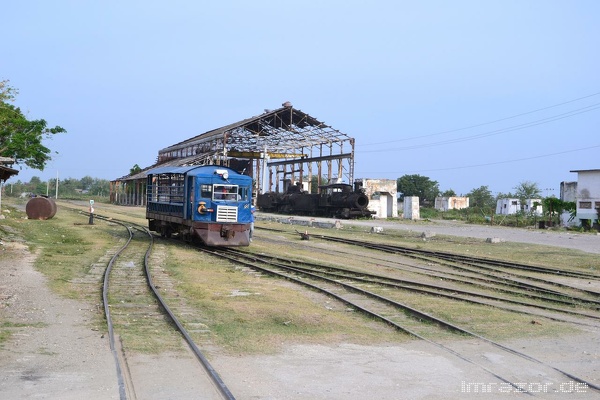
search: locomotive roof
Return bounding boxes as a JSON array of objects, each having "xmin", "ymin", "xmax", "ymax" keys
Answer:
[{"xmin": 146, "ymin": 164, "xmax": 246, "ymax": 178}]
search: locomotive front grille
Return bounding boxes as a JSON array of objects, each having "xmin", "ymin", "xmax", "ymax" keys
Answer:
[{"xmin": 216, "ymin": 205, "xmax": 238, "ymax": 222}]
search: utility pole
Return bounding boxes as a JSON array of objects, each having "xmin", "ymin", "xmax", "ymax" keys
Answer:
[{"xmin": 55, "ymin": 171, "xmax": 59, "ymax": 199}]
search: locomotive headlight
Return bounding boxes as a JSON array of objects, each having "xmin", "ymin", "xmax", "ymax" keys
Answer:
[{"xmin": 215, "ymin": 169, "xmax": 229, "ymax": 180}]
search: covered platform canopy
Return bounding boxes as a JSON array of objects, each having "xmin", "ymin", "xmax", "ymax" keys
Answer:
[
  {"xmin": 0, "ymin": 157, "xmax": 18, "ymax": 182},
  {"xmin": 111, "ymin": 102, "xmax": 356, "ymax": 205}
]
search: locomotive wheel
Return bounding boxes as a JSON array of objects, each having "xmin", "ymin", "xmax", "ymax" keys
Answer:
[{"xmin": 160, "ymin": 227, "xmax": 172, "ymax": 238}]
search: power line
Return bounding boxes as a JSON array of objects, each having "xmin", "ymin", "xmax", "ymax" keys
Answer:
[
  {"xmin": 358, "ymin": 103, "xmax": 600, "ymax": 153},
  {"xmin": 359, "ymin": 144, "xmax": 600, "ymax": 175},
  {"xmin": 361, "ymin": 91, "xmax": 600, "ymax": 147}
]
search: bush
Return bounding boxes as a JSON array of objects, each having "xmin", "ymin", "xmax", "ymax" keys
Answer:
[{"xmin": 419, "ymin": 207, "xmax": 439, "ymax": 220}]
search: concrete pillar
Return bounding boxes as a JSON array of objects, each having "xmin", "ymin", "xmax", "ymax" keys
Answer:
[{"xmin": 403, "ymin": 196, "xmax": 420, "ymax": 220}]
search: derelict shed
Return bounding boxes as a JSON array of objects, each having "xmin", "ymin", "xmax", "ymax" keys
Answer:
[
  {"xmin": 110, "ymin": 102, "xmax": 356, "ymax": 205},
  {"xmin": 0, "ymin": 157, "xmax": 18, "ymax": 182}
]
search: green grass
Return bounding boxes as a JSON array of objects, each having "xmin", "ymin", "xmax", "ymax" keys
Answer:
[
  {"xmin": 12, "ymin": 211, "xmax": 125, "ymax": 298},
  {"xmin": 2, "ymin": 198, "xmax": 596, "ymax": 356},
  {"xmin": 0, "ymin": 322, "xmax": 46, "ymax": 348},
  {"xmin": 164, "ymin": 243, "xmax": 405, "ymax": 354},
  {"xmin": 278, "ymin": 220, "xmax": 600, "ymax": 274}
]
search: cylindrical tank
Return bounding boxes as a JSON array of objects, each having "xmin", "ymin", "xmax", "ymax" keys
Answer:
[{"xmin": 25, "ymin": 197, "xmax": 57, "ymax": 220}]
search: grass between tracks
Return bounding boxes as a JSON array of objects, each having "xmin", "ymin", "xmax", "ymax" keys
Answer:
[
  {"xmin": 165, "ymin": 242, "xmax": 404, "ymax": 354},
  {"xmin": 1, "ymin": 198, "xmax": 125, "ymax": 299},
  {"xmin": 1, "ymin": 199, "xmax": 596, "ymax": 353},
  {"xmin": 286, "ymin": 220, "xmax": 600, "ymax": 273},
  {"xmin": 0, "ymin": 198, "xmax": 126, "ymax": 346},
  {"xmin": 249, "ymin": 224, "xmax": 586, "ymax": 342}
]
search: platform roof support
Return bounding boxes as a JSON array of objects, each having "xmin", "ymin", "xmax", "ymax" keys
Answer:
[{"xmin": 111, "ymin": 102, "xmax": 356, "ymax": 203}]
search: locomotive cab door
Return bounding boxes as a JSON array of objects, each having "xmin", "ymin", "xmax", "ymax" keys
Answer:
[{"xmin": 186, "ymin": 175, "xmax": 195, "ymax": 220}]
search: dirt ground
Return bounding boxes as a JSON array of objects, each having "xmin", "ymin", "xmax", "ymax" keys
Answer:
[{"xmin": 1, "ymin": 218, "xmax": 599, "ymax": 399}]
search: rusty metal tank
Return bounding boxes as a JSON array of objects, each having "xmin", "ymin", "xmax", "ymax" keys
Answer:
[{"xmin": 25, "ymin": 197, "xmax": 57, "ymax": 220}]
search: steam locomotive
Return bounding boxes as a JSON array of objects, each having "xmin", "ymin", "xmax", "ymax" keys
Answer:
[
  {"xmin": 146, "ymin": 165, "xmax": 253, "ymax": 246},
  {"xmin": 257, "ymin": 182, "xmax": 375, "ymax": 219}
]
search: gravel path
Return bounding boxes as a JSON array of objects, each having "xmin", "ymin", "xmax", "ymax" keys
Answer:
[{"xmin": 0, "ymin": 242, "xmax": 119, "ymax": 399}]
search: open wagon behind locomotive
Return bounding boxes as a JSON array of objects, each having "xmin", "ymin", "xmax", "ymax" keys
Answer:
[
  {"xmin": 257, "ymin": 182, "xmax": 375, "ymax": 219},
  {"xmin": 146, "ymin": 165, "xmax": 253, "ymax": 246}
]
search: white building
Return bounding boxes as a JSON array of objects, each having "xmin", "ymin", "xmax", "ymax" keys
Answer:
[
  {"xmin": 495, "ymin": 198, "xmax": 520, "ymax": 215},
  {"xmin": 522, "ymin": 199, "xmax": 543, "ymax": 216},
  {"xmin": 560, "ymin": 181, "xmax": 577, "ymax": 202},
  {"xmin": 355, "ymin": 178, "xmax": 398, "ymax": 219},
  {"xmin": 434, "ymin": 196, "xmax": 469, "ymax": 212},
  {"xmin": 570, "ymin": 169, "xmax": 600, "ymax": 227}
]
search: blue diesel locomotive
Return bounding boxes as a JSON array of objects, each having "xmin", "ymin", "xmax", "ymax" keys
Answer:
[{"xmin": 146, "ymin": 165, "xmax": 253, "ymax": 246}]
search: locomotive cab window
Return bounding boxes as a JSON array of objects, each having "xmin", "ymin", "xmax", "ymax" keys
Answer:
[
  {"xmin": 238, "ymin": 187, "xmax": 249, "ymax": 201},
  {"xmin": 213, "ymin": 184, "xmax": 238, "ymax": 201},
  {"xmin": 200, "ymin": 184, "xmax": 212, "ymax": 198}
]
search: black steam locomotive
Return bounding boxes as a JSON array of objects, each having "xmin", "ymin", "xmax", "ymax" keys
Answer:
[{"xmin": 257, "ymin": 182, "xmax": 375, "ymax": 219}]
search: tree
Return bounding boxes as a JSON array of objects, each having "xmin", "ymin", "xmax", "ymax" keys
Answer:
[
  {"xmin": 396, "ymin": 174, "xmax": 439, "ymax": 205},
  {"xmin": 542, "ymin": 197, "xmax": 576, "ymax": 226},
  {"xmin": 129, "ymin": 164, "xmax": 142, "ymax": 175},
  {"xmin": 6, "ymin": 176, "xmax": 110, "ymax": 199},
  {"xmin": 495, "ymin": 191, "xmax": 514, "ymax": 200},
  {"xmin": 28, "ymin": 176, "xmax": 46, "ymax": 194},
  {"xmin": 513, "ymin": 180, "xmax": 541, "ymax": 202},
  {"xmin": 88, "ymin": 178, "xmax": 110, "ymax": 196},
  {"xmin": 311, "ymin": 175, "xmax": 328, "ymax": 193},
  {"xmin": 467, "ymin": 185, "xmax": 495, "ymax": 210},
  {"xmin": 0, "ymin": 80, "xmax": 66, "ymax": 170},
  {"xmin": 0, "ymin": 80, "xmax": 18, "ymax": 103},
  {"xmin": 441, "ymin": 189, "xmax": 456, "ymax": 197},
  {"xmin": 80, "ymin": 176, "xmax": 94, "ymax": 190}
]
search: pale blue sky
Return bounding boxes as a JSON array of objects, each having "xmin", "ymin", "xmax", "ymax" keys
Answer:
[{"xmin": 2, "ymin": 0, "xmax": 599, "ymax": 196}]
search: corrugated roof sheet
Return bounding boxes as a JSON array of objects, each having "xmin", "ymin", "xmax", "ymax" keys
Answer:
[{"xmin": 114, "ymin": 103, "xmax": 353, "ymax": 183}]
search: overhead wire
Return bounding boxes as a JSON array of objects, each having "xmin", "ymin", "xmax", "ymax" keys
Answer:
[
  {"xmin": 355, "ymin": 92, "xmax": 600, "ymax": 176},
  {"xmin": 359, "ymin": 102, "xmax": 600, "ymax": 153},
  {"xmin": 360, "ymin": 144, "xmax": 600, "ymax": 175},
  {"xmin": 362, "ymin": 91, "xmax": 600, "ymax": 146}
]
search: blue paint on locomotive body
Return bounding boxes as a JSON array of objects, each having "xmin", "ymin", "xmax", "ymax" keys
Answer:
[{"xmin": 145, "ymin": 165, "xmax": 253, "ymax": 246}]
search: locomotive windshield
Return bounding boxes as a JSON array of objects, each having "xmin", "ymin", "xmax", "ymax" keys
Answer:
[{"xmin": 212, "ymin": 184, "xmax": 239, "ymax": 201}]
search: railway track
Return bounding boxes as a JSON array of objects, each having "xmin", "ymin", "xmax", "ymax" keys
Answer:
[
  {"xmin": 64, "ymin": 207, "xmax": 599, "ymax": 397},
  {"xmin": 93, "ymin": 215, "xmax": 235, "ymax": 400},
  {"xmin": 259, "ymin": 227, "xmax": 600, "ymax": 310},
  {"xmin": 207, "ymin": 245, "xmax": 600, "ymax": 395},
  {"xmin": 226, "ymin": 250, "xmax": 600, "ymax": 326}
]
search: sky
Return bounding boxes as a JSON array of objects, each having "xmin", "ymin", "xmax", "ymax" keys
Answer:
[{"xmin": 2, "ymin": 0, "xmax": 599, "ymax": 196}]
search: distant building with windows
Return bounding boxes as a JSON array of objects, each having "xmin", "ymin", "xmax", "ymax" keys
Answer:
[
  {"xmin": 434, "ymin": 196, "xmax": 469, "ymax": 212},
  {"xmin": 495, "ymin": 198, "xmax": 520, "ymax": 215},
  {"xmin": 522, "ymin": 199, "xmax": 543, "ymax": 216},
  {"xmin": 569, "ymin": 169, "xmax": 600, "ymax": 228},
  {"xmin": 495, "ymin": 198, "xmax": 542, "ymax": 216}
]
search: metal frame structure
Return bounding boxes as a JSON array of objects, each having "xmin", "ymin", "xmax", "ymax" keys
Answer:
[{"xmin": 110, "ymin": 102, "xmax": 355, "ymax": 205}]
